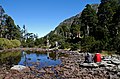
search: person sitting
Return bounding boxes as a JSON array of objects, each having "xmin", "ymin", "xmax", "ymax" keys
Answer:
[{"xmin": 84, "ymin": 52, "xmax": 93, "ymax": 63}]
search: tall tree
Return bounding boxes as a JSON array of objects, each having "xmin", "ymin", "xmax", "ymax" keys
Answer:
[
  {"xmin": 80, "ymin": 4, "xmax": 98, "ymax": 37},
  {"xmin": 97, "ymin": 0, "xmax": 119, "ymax": 39},
  {"xmin": 0, "ymin": 6, "xmax": 5, "ymax": 37},
  {"xmin": 70, "ymin": 23, "xmax": 80, "ymax": 39},
  {"xmin": 5, "ymin": 16, "xmax": 21, "ymax": 40}
]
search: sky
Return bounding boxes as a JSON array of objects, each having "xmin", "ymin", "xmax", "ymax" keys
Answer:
[{"xmin": 0, "ymin": 0, "xmax": 100, "ymax": 37}]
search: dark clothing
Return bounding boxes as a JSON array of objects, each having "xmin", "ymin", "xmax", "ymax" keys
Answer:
[{"xmin": 84, "ymin": 53, "xmax": 93, "ymax": 63}]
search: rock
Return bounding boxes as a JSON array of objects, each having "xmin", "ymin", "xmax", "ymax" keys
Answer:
[
  {"xmin": 22, "ymin": 67, "xmax": 31, "ymax": 72},
  {"xmin": 100, "ymin": 61, "xmax": 115, "ymax": 67},
  {"xmin": 111, "ymin": 59, "xmax": 120, "ymax": 65},
  {"xmin": 64, "ymin": 65, "xmax": 71, "ymax": 69},
  {"xmin": 11, "ymin": 65, "xmax": 26, "ymax": 71},
  {"xmin": 45, "ymin": 68, "xmax": 54, "ymax": 74},
  {"xmin": 64, "ymin": 70, "xmax": 72, "ymax": 76},
  {"xmin": 117, "ymin": 72, "xmax": 120, "ymax": 76},
  {"xmin": 0, "ymin": 74, "xmax": 5, "ymax": 79},
  {"xmin": 39, "ymin": 69, "xmax": 46, "ymax": 73},
  {"xmin": 118, "ymin": 65, "xmax": 120, "ymax": 70},
  {"xmin": 103, "ymin": 58, "xmax": 111, "ymax": 61},
  {"xmin": 47, "ymin": 70, "xmax": 54, "ymax": 74},
  {"xmin": 105, "ymin": 64, "xmax": 115, "ymax": 67},
  {"xmin": 80, "ymin": 63, "xmax": 99, "ymax": 68}
]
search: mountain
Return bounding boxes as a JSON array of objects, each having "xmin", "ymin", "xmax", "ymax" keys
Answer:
[
  {"xmin": 37, "ymin": 4, "xmax": 99, "ymax": 49},
  {"xmin": 44, "ymin": 4, "xmax": 99, "ymax": 39}
]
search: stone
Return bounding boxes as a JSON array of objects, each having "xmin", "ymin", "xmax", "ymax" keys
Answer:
[
  {"xmin": 103, "ymin": 58, "xmax": 111, "ymax": 61},
  {"xmin": 105, "ymin": 64, "xmax": 115, "ymax": 67},
  {"xmin": 64, "ymin": 65, "xmax": 71, "ymax": 69},
  {"xmin": 117, "ymin": 72, "xmax": 120, "ymax": 76},
  {"xmin": 118, "ymin": 65, "xmax": 120, "ymax": 70},
  {"xmin": 39, "ymin": 69, "xmax": 46, "ymax": 73},
  {"xmin": 11, "ymin": 65, "xmax": 26, "ymax": 71},
  {"xmin": 111, "ymin": 59, "xmax": 120, "ymax": 65},
  {"xmin": 102, "ymin": 62, "xmax": 115, "ymax": 67},
  {"xmin": 80, "ymin": 63, "xmax": 99, "ymax": 68}
]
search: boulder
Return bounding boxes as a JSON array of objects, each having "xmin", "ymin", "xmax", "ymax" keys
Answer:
[
  {"xmin": 103, "ymin": 58, "xmax": 111, "ymax": 61},
  {"xmin": 118, "ymin": 65, "xmax": 120, "ymax": 70},
  {"xmin": 11, "ymin": 65, "xmax": 26, "ymax": 71},
  {"xmin": 100, "ymin": 61, "xmax": 115, "ymax": 67},
  {"xmin": 80, "ymin": 63, "xmax": 98, "ymax": 68},
  {"xmin": 111, "ymin": 59, "xmax": 120, "ymax": 65}
]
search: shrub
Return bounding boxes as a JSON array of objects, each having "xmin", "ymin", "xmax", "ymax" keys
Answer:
[
  {"xmin": 11, "ymin": 39, "xmax": 21, "ymax": 48},
  {"xmin": 71, "ymin": 43, "xmax": 81, "ymax": 51},
  {"xmin": 59, "ymin": 42, "xmax": 70, "ymax": 49},
  {"xmin": 0, "ymin": 38, "xmax": 13, "ymax": 49}
]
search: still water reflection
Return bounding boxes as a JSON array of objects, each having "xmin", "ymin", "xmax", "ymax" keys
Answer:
[{"xmin": 0, "ymin": 51, "xmax": 61, "ymax": 68}]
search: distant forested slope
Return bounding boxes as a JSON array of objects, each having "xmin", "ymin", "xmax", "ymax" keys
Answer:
[{"xmin": 37, "ymin": 0, "xmax": 120, "ymax": 53}]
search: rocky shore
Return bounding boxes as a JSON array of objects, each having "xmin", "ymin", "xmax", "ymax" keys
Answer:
[{"xmin": 0, "ymin": 51, "xmax": 120, "ymax": 79}]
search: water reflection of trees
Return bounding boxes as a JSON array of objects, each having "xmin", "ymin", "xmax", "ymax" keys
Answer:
[
  {"xmin": 0, "ymin": 51, "xmax": 21, "ymax": 67},
  {"xmin": 23, "ymin": 51, "xmax": 59, "ymax": 60},
  {"xmin": 49, "ymin": 52, "xmax": 59, "ymax": 60}
]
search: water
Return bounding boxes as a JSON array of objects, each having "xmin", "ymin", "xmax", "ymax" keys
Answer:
[{"xmin": 0, "ymin": 51, "xmax": 62, "ymax": 68}]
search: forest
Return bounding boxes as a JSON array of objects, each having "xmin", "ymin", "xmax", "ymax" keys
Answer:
[{"xmin": 0, "ymin": 0, "xmax": 120, "ymax": 53}]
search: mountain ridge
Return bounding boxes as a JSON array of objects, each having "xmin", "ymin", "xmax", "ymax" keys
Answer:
[{"xmin": 44, "ymin": 4, "xmax": 99, "ymax": 38}]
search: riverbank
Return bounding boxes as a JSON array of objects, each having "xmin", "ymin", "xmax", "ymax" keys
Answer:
[
  {"xmin": 0, "ymin": 48, "xmax": 46, "ymax": 53},
  {"xmin": 0, "ymin": 51, "xmax": 120, "ymax": 79},
  {"xmin": 0, "ymin": 48, "xmax": 69, "ymax": 53}
]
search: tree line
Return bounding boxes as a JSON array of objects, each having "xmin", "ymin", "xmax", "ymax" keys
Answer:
[
  {"xmin": 1, "ymin": 0, "xmax": 120, "ymax": 53},
  {"xmin": 0, "ymin": 6, "xmax": 38, "ymax": 49},
  {"xmin": 37, "ymin": 0, "xmax": 120, "ymax": 53}
]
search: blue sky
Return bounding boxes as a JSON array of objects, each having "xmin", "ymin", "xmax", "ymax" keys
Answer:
[{"xmin": 0, "ymin": 0, "xmax": 100, "ymax": 37}]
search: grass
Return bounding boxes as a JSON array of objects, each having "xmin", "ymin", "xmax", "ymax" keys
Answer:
[{"xmin": 100, "ymin": 50, "xmax": 116, "ymax": 56}]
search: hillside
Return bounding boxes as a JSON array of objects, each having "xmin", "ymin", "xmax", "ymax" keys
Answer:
[
  {"xmin": 37, "ymin": 0, "xmax": 120, "ymax": 53},
  {"xmin": 46, "ymin": 4, "xmax": 99, "ymax": 38},
  {"xmin": 40, "ymin": 4, "xmax": 99, "ymax": 49}
]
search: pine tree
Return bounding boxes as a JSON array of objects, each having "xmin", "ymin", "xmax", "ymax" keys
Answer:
[{"xmin": 80, "ymin": 4, "xmax": 98, "ymax": 37}]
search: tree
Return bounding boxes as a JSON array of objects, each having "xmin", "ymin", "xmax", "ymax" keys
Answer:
[
  {"xmin": 5, "ymin": 16, "xmax": 21, "ymax": 40},
  {"xmin": 111, "ymin": 5, "xmax": 120, "ymax": 37},
  {"xmin": 97, "ymin": 0, "xmax": 119, "ymax": 39},
  {"xmin": 81, "ymin": 36, "xmax": 96, "ymax": 52},
  {"xmin": 70, "ymin": 23, "xmax": 80, "ymax": 39},
  {"xmin": 0, "ymin": 6, "xmax": 5, "ymax": 38},
  {"xmin": 80, "ymin": 4, "xmax": 98, "ymax": 37}
]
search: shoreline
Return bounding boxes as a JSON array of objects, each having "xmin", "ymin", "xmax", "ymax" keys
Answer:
[
  {"xmin": 0, "ymin": 48, "xmax": 53, "ymax": 52},
  {"xmin": 0, "ymin": 48, "xmax": 72, "ymax": 53},
  {"xmin": 0, "ymin": 51, "xmax": 120, "ymax": 78}
]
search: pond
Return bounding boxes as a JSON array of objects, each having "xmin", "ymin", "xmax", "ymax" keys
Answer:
[{"xmin": 0, "ymin": 51, "xmax": 62, "ymax": 68}]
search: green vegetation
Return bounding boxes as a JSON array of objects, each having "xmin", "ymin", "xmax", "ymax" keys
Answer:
[
  {"xmin": 1, "ymin": 0, "xmax": 120, "ymax": 53},
  {"xmin": 0, "ymin": 6, "xmax": 38, "ymax": 49},
  {"xmin": 0, "ymin": 51, "xmax": 21, "ymax": 65},
  {"xmin": 11, "ymin": 39, "xmax": 21, "ymax": 48},
  {"xmin": 0, "ymin": 38, "xmax": 13, "ymax": 49},
  {"xmin": 0, "ymin": 38, "xmax": 21, "ymax": 49},
  {"xmin": 34, "ymin": 0, "xmax": 120, "ymax": 53}
]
